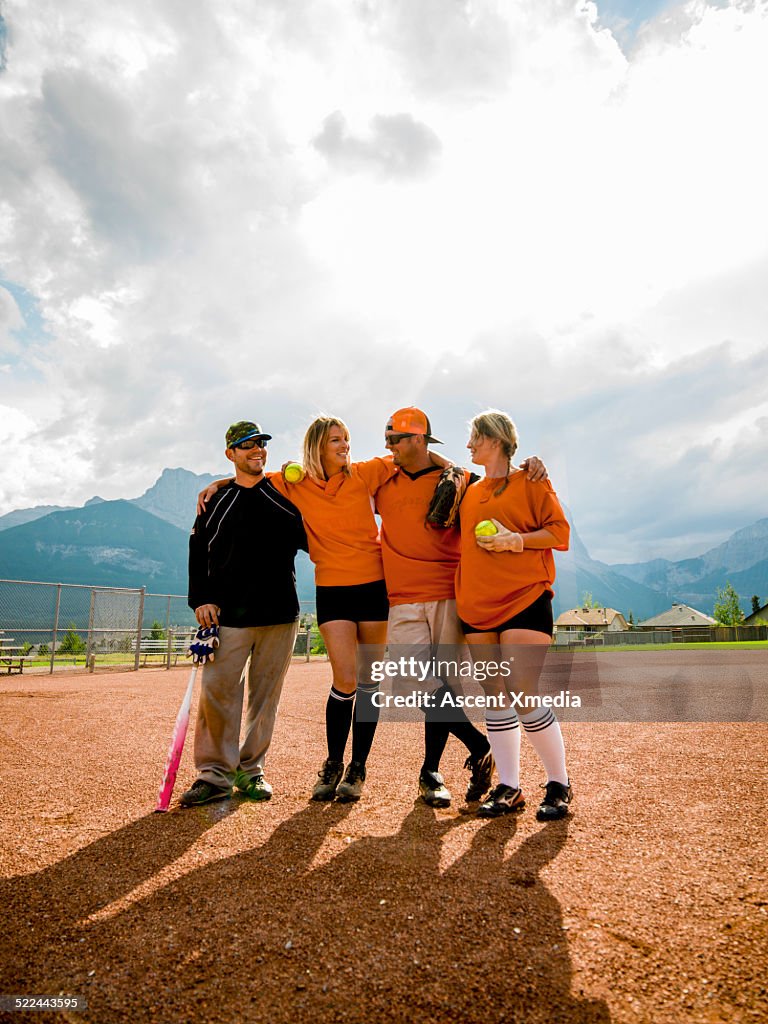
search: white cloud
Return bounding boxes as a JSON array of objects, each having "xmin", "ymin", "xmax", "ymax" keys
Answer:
[
  {"xmin": 313, "ymin": 110, "xmax": 442, "ymax": 178},
  {"xmin": 0, "ymin": 0, "xmax": 765, "ymax": 565}
]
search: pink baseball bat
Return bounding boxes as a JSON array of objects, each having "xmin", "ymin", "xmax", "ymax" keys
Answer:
[{"xmin": 154, "ymin": 665, "xmax": 198, "ymax": 812}]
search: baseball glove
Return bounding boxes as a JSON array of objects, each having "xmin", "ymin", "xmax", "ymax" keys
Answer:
[{"xmin": 426, "ymin": 466, "xmax": 467, "ymax": 528}]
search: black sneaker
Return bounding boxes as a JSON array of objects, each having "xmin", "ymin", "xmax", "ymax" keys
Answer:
[
  {"xmin": 464, "ymin": 748, "xmax": 495, "ymax": 802},
  {"xmin": 236, "ymin": 772, "xmax": 273, "ymax": 801},
  {"xmin": 311, "ymin": 759, "xmax": 344, "ymax": 801},
  {"xmin": 336, "ymin": 761, "xmax": 366, "ymax": 802},
  {"xmin": 419, "ymin": 769, "xmax": 452, "ymax": 808},
  {"xmin": 536, "ymin": 780, "xmax": 572, "ymax": 821},
  {"xmin": 179, "ymin": 780, "xmax": 231, "ymax": 807},
  {"xmin": 477, "ymin": 783, "xmax": 525, "ymax": 818}
]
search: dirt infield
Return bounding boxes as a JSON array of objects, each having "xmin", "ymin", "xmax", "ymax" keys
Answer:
[{"xmin": 0, "ymin": 661, "xmax": 766, "ymax": 1024}]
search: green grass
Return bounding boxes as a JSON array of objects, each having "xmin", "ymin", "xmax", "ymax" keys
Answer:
[
  {"xmin": 22, "ymin": 653, "xmax": 183, "ymax": 669},
  {"xmin": 558, "ymin": 641, "xmax": 768, "ymax": 652}
]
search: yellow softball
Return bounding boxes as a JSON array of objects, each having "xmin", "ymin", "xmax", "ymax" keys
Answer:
[{"xmin": 474, "ymin": 520, "xmax": 498, "ymax": 537}]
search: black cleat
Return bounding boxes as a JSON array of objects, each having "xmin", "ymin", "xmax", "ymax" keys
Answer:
[
  {"xmin": 464, "ymin": 748, "xmax": 495, "ymax": 802},
  {"xmin": 336, "ymin": 761, "xmax": 366, "ymax": 802},
  {"xmin": 311, "ymin": 759, "xmax": 345, "ymax": 801},
  {"xmin": 536, "ymin": 780, "xmax": 572, "ymax": 821},
  {"xmin": 419, "ymin": 769, "xmax": 452, "ymax": 808},
  {"xmin": 179, "ymin": 780, "xmax": 231, "ymax": 807},
  {"xmin": 477, "ymin": 783, "xmax": 526, "ymax": 818}
]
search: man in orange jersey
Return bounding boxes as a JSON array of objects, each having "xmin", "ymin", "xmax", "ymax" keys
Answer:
[{"xmin": 374, "ymin": 407, "xmax": 547, "ymax": 807}]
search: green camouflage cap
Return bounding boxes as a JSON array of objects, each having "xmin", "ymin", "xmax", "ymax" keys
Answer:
[{"xmin": 225, "ymin": 421, "xmax": 273, "ymax": 448}]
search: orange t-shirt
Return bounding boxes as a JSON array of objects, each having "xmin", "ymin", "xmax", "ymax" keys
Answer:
[
  {"xmin": 455, "ymin": 472, "xmax": 570, "ymax": 630},
  {"xmin": 375, "ymin": 467, "xmax": 468, "ymax": 605},
  {"xmin": 269, "ymin": 458, "xmax": 396, "ymax": 586}
]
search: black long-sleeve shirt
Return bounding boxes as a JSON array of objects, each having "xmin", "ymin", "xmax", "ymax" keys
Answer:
[{"xmin": 188, "ymin": 479, "xmax": 308, "ymax": 628}]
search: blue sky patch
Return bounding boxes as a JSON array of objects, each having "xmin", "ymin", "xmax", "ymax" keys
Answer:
[
  {"xmin": 0, "ymin": 276, "xmax": 51, "ymax": 348},
  {"xmin": 595, "ymin": 0, "xmax": 671, "ymax": 44},
  {"xmin": 0, "ymin": 11, "xmax": 7, "ymax": 72}
]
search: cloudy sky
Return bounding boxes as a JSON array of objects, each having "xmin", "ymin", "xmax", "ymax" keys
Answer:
[{"xmin": 1, "ymin": 0, "xmax": 765, "ymax": 563}]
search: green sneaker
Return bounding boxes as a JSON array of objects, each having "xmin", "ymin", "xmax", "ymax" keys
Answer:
[
  {"xmin": 236, "ymin": 773, "xmax": 273, "ymax": 801},
  {"xmin": 336, "ymin": 761, "xmax": 366, "ymax": 802},
  {"xmin": 179, "ymin": 780, "xmax": 231, "ymax": 807}
]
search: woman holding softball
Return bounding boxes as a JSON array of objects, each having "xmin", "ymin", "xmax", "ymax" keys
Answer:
[
  {"xmin": 455, "ymin": 409, "xmax": 572, "ymax": 820},
  {"xmin": 200, "ymin": 415, "xmax": 399, "ymax": 803}
]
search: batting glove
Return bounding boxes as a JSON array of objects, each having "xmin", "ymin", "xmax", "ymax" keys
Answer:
[
  {"xmin": 188, "ymin": 624, "xmax": 220, "ymax": 665},
  {"xmin": 476, "ymin": 520, "xmax": 524, "ymax": 553}
]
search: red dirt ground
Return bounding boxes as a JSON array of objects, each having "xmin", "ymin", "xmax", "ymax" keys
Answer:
[{"xmin": 0, "ymin": 662, "xmax": 766, "ymax": 1024}]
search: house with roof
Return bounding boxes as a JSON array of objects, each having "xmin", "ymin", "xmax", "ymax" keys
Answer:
[
  {"xmin": 744, "ymin": 601, "xmax": 768, "ymax": 626},
  {"xmin": 637, "ymin": 603, "xmax": 716, "ymax": 628},
  {"xmin": 554, "ymin": 606, "xmax": 629, "ymax": 637}
]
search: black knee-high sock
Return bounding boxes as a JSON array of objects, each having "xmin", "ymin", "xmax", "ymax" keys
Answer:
[
  {"xmin": 350, "ymin": 683, "xmax": 380, "ymax": 766},
  {"xmin": 429, "ymin": 683, "xmax": 490, "ymax": 759},
  {"xmin": 423, "ymin": 719, "xmax": 450, "ymax": 773},
  {"xmin": 326, "ymin": 686, "xmax": 355, "ymax": 763}
]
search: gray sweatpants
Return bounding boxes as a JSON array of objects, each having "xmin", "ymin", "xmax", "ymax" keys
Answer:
[{"xmin": 194, "ymin": 621, "xmax": 298, "ymax": 789}]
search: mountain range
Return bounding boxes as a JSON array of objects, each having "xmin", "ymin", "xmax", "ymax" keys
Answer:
[
  {"xmin": 608, "ymin": 518, "xmax": 768, "ymax": 616},
  {"xmin": 0, "ymin": 470, "xmax": 316, "ymax": 606},
  {"xmin": 0, "ymin": 469, "xmax": 765, "ymax": 618}
]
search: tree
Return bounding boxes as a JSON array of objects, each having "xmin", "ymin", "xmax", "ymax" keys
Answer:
[
  {"xmin": 149, "ymin": 620, "xmax": 166, "ymax": 641},
  {"xmin": 713, "ymin": 583, "xmax": 745, "ymax": 626},
  {"xmin": 751, "ymin": 595, "xmax": 762, "ymax": 617},
  {"xmin": 581, "ymin": 592, "xmax": 600, "ymax": 609},
  {"xmin": 58, "ymin": 624, "xmax": 86, "ymax": 654},
  {"xmin": 310, "ymin": 630, "xmax": 327, "ymax": 656},
  {"xmin": 38, "ymin": 643, "xmax": 49, "ymax": 657},
  {"xmin": 627, "ymin": 610, "xmax": 634, "ymax": 626}
]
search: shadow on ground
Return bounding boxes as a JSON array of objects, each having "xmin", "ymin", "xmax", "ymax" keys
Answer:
[{"xmin": 1, "ymin": 801, "xmax": 609, "ymax": 1023}]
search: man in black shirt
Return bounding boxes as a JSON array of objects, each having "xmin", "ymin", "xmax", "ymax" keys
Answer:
[{"xmin": 180, "ymin": 420, "xmax": 308, "ymax": 807}]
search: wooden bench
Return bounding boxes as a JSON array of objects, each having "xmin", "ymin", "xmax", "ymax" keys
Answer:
[
  {"xmin": 136, "ymin": 634, "xmax": 196, "ymax": 667},
  {"xmin": 0, "ymin": 639, "xmax": 29, "ymax": 675}
]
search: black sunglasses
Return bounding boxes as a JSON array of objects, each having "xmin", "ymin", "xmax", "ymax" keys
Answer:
[
  {"xmin": 234, "ymin": 438, "xmax": 268, "ymax": 450},
  {"xmin": 385, "ymin": 432, "xmax": 416, "ymax": 445}
]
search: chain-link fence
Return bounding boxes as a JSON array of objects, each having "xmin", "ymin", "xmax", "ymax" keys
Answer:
[{"xmin": 0, "ymin": 579, "xmax": 319, "ymax": 675}]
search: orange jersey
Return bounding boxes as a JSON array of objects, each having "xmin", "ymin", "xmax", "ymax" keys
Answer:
[
  {"xmin": 269, "ymin": 457, "xmax": 396, "ymax": 586},
  {"xmin": 455, "ymin": 472, "xmax": 570, "ymax": 630},
  {"xmin": 375, "ymin": 467, "xmax": 468, "ymax": 605}
]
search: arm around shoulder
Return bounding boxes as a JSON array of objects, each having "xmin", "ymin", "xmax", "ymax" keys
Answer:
[
  {"xmin": 353, "ymin": 455, "xmax": 398, "ymax": 493},
  {"xmin": 197, "ymin": 477, "xmax": 234, "ymax": 515},
  {"xmin": 533, "ymin": 480, "xmax": 570, "ymax": 551}
]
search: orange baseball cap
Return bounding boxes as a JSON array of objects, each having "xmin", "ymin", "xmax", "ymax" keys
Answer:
[{"xmin": 387, "ymin": 407, "xmax": 443, "ymax": 444}]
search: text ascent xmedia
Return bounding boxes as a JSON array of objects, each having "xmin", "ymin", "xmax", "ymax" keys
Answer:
[{"xmin": 370, "ymin": 690, "xmax": 581, "ymax": 710}]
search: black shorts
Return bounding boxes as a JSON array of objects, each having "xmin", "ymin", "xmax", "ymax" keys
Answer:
[
  {"xmin": 460, "ymin": 590, "xmax": 553, "ymax": 637},
  {"xmin": 316, "ymin": 579, "xmax": 390, "ymax": 626}
]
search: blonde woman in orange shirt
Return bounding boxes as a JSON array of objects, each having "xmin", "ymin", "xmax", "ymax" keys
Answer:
[
  {"xmin": 200, "ymin": 415, "xmax": 396, "ymax": 803},
  {"xmin": 284, "ymin": 416, "xmax": 396, "ymax": 802},
  {"xmin": 455, "ymin": 409, "xmax": 572, "ymax": 821}
]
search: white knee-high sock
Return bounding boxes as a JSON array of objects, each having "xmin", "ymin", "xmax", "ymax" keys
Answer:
[
  {"xmin": 484, "ymin": 708, "xmax": 520, "ymax": 788},
  {"xmin": 519, "ymin": 708, "xmax": 568, "ymax": 785}
]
